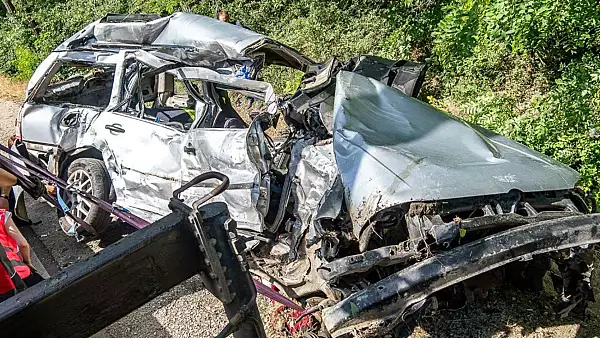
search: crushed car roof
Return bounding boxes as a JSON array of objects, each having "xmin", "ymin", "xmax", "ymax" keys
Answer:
[{"xmin": 56, "ymin": 12, "xmax": 312, "ymax": 70}]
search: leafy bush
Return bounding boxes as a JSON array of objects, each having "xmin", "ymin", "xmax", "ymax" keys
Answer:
[{"xmin": 1, "ymin": 0, "xmax": 599, "ymax": 205}]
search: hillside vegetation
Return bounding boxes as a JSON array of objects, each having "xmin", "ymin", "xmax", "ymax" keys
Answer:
[{"xmin": 1, "ymin": 0, "xmax": 599, "ymax": 203}]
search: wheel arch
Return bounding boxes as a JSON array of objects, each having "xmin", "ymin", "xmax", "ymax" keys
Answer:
[
  {"xmin": 58, "ymin": 146, "xmax": 104, "ymax": 179},
  {"xmin": 58, "ymin": 146, "xmax": 116, "ymax": 203}
]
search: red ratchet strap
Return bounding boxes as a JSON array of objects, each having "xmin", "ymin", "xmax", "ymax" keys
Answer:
[{"xmin": 253, "ymin": 280, "xmax": 303, "ymax": 312}]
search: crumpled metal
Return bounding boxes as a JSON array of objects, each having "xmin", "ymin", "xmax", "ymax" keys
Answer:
[
  {"xmin": 287, "ymin": 140, "xmax": 340, "ymax": 260},
  {"xmin": 332, "ymin": 71, "xmax": 580, "ymax": 237},
  {"xmin": 53, "ymin": 13, "xmax": 311, "ymax": 72}
]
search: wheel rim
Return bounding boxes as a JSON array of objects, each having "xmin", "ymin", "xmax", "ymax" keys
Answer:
[{"xmin": 66, "ymin": 169, "xmax": 94, "ymax": 220}]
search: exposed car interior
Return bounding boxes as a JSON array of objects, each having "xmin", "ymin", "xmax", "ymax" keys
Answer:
[
  {"xmin": 205, "ymin": 84, "xmax": 248, "ymax": 129},
  {"xmin": 122, "ymin": 66, "xmax": 253, "ymax": 132},
  {"xmin": 36, "ymin": 59, "xmax": 263, "ymax": 134},
  {"xmin": 40, "ymin": 62, "xmax": 115, "ymax": 109}
]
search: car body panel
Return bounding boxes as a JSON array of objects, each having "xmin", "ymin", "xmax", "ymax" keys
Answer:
[
  {"xmin": 287, "ymin": 140, "xmax": 341, "ymax": 254},
  {"xmin": 20, "ymin": 103, "xmax": 71, "ymax": 145},
  {"xmin": 332, "ymin": 71, "xmax": 580, "ymax": 232},
  {"xmin": 87, "ymin": 111, "xmax": 183, "ymax": 219},
  {"xmin": 55, "ymin": 12, "xmax": 311, "ymax": 73},
  {"xmin": 181, "ymin": 128, "xmax": 263, "ymax": 232}
]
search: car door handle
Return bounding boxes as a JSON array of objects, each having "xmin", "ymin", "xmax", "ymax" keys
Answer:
[
  {"xmin": 184, "ymin": 144, "xmax": 196, "ymax": 155},
  {"xmin": 105, "ymin": 124, "xmax": 125, "ymax": 133}
]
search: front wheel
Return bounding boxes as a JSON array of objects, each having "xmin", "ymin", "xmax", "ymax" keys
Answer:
[{"xmin": 58, "ymin": 158, "xmax": 113, "ymax": 237}]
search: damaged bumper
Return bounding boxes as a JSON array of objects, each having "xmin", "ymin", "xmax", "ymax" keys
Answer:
[{"xmin": 322, "ymin": 213, "xmax": 600, "ymax": 336}]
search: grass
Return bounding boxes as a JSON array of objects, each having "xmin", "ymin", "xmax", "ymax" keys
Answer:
[{"xmin": 0, "ymin": 75, "xmax": 26, "ymax": 101}]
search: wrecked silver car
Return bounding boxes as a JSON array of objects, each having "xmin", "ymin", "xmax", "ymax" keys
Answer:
[{"xmin": 17, "ymin": 12, "xmax": 600, "ymax": 337}]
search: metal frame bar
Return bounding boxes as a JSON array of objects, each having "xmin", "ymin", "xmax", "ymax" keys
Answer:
[
  {"xmin": 322, "ymin": 214, "xmax": 600, "ymax": 336},
  {"xmin": 0, "ymin": 211, "xmax": 195, "ymax": 338}
]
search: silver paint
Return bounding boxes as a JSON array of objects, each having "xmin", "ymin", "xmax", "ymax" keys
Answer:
[{"xmin": 332, "ymin": 71, "xmax": 580, "ymax": 233}]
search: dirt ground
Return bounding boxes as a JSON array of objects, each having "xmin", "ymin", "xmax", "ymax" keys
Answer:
[{"xmin": 1, "ymin": 76, "xmax": 600, "ymax": 337}]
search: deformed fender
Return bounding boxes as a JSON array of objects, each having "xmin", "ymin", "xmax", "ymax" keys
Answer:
[
  {"xmin": 57, "ymin": 146, "xmax": 105, "ymax": 177},
  {"xmin": 321, "ymin": 214, "xmax": 600, "ymax": 336}
]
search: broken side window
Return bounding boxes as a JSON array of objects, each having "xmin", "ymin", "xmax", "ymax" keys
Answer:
[
  {"xmin": 153, "ymin": 73, "xmax": 204, "ymax": 110},
  {"xmin": 150, "ymin": 66, "xmax": 276, "ymax": 130},
  {"xmin": 118, "ymin": 65, "xmax": 205, "ymax": 132},
  {"xmin": 141, "ymin": 73, "xmax": 202, "ymax": 131},
  {"xmin": 202, "ymin": 83, "xmax": 270, "ymax": 129},
  {"xmin": 38, "ymin": 62, "xmax": 115, "ymax": 109},
  {"xmin": 259, "ymin": 64, "xmax": 304, "ymax": 95}
]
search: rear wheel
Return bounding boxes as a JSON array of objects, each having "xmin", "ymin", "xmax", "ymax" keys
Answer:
[{"xmin": 58, "ymin": 158, "xmax": 113, "ymax": 237}]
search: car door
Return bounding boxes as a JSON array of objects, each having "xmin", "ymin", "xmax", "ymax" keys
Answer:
[
  {"xmin": 180, "ymin": 126, "xmax": 265, "ymax": 232},
  {"xmin": 87, "ymin": 57, "xmax": 189, "ymax": 221},
  {"xmin": 179, "ymin": 80, "xmax": 274, "ymax": 234},
  {"xmin": 90, "ymin": 110, "xmax": 184, "ymax": 221}
]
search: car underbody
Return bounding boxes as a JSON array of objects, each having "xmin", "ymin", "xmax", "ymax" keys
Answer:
[{"xmin": 16, "ymin": 13, "xmax": 600, "ymax": 337}]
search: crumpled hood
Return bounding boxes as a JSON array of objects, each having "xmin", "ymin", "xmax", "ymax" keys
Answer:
[{"xmin": 332, "ymin": 71, "xmax": 580, "ymax": 229}]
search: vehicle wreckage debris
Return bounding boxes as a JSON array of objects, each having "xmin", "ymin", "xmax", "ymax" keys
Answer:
[
  {"xmin": 6, "ymin": 12, "xmax": 600, "ymax": 338},
  {"xmin": 322, "ymin": 214, "xmax": 600, "ymax": 335},
  {"xmin": 317, "ymin": 242, "xmax": 415, "ymax": 281}
]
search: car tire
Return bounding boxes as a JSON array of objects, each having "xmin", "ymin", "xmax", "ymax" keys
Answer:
[{"xmin": 59, "ymin": 158, "xmax": 113, "ymax": 236}]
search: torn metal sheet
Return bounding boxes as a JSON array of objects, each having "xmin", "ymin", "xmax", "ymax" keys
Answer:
[
  {"xmin": 287, "ymin": 140, "xmax": 340, "ymax": 258},
  {"xmin": 57, "ymin": 109, "xmax": 102, "ymax": 152},
  {"xmin": 309, "ymin": 175, "xmax": 344, "ymax": 245},
  {"xmin": 180, "ymin": 128, "xmax": 264, "ymax": 232},
  {"xmin": 173, "ymin": 67, "xmax": 277, "ymax": 114},
  {"xmin": 56, "ymin": 13, "xmax": 311, "ymax": 71},
  {"xmin": 96, "ymin": 13, "xmax": 261, "ymax": 58},
  {"xmin": 322, "ymin": 213, "xmax": 600, "ymax": 336},
  {"xmin": 332, "ymin": 71, "xmax": 580, "ymax": 233},
  {"xmin": 133, "ymin": 50, "xmax": 176, "ymax": 70}
]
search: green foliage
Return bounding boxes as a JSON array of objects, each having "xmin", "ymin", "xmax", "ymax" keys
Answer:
[
  {"xmin": 508, "ymin": 55, "xmax": 600, "ymax": 201},
  {"xmin": 459, "ymin": 54, "xmax": 600, "ymax": 203},
  {"xmin": 1, "ymin": 0, "xmax": 599, "ymax": 205},
  {"xmin": 13, "ymin": 46, "xmax": 38, "ymax": 80},
  {"xmin": 429, "ymin": 0, "xmax": 600, "ymax": 206}
]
